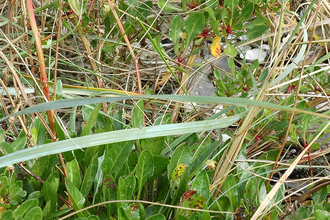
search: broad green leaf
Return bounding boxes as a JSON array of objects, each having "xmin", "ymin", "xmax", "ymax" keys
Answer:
[
  {"xmin": 132, "ymin": 99, "xmax": 144, "ymax": 128},
  {"xmin": 9, "ymin": 176, "xmax": 26, "ymax": 206},
  {"xmin": 204, "ymin": 7, "xmax": 216, "ymax": 21},
  {"xmin": 67, "ymin": 159, "xmax": 81, "ymax": 189},
  {"xmin": 157, "ymin": 0, "xmax": 182, "ymax": 12},
  {"xmin": 24, "ymin": 206, "xmax": 43, "ymax": 220},
  {"xmin": 312, "ymin": 186, "xmax": 328, "ymax": 204},
  {"xmin": 1, "ymin": 210, "xmax": 14, "ymax": 219},
  {"xmin": 12, "ymin": 136, "xmax": 26, "ymax": 152},
  {"xmin": 169, "ymin": 15, "xmax": 182, "ymax": 45},
  {"xmin": 102, "ymin": 174, "xmax": 117, "ymax": 217},
  {"xmin": 0, "ymin": 176, "xmax": 9, "ymax": 197},
  {"xmin": 66, "ymin": 180, "xmax": 86, "ymax": 218},
  {"xmin": 13, "ymin": 199, "xmax": 38, "ymax": 218},
  {"xmin": 117, "ymin": 177, "xmax": 128, "ymax": 211},
  {"xmin": 118, "ymin": 206, "xmax": 130, "ymax": 220},
  {"xmin": 238, "ymin": 1, "xmax": 254, "ymax": 23},
  {"xmin": 210, "ymin": 20, "xmax": 220, "ymax": 36},
  {"xmin": 301, "ymin": 113, "xmax": 313, "ymax": 139},
  {"xmin": 41, "ymin": 172, "xmax": 59, "ymax": 214},
  {"xmin": 150, "ymin": 155, "xmax": 169, "ymax": 180},
  {"xmin": 189, "ymin": 140, "xmax": 221, "ymax": 177},
  {"xmin": 124, "ymin": 175, "xmax": 136, "ymax": 199},
  {"xmin": 244, "ymin": 177, "xmax": 257, "ymax": 204},
  {"xmin": 30, "ymin": 127, "xmax": 38, "ymax": 145},
  {"xmin": 136, "ymin": 150, "xmax": 154, "ymax": 199},
  {"xmin": 222, "ymin": 174, "xmax": 238, "ymax": 210},
  {"xmin": 43, "ymin": 201, "xmax": 52, "ymax": 218},
  {"xmin": 225, "ymin": 0, "xmax": 239, "ymax": 13},
  {"xmin": 143, "ymin": 137, "xmax": 165, "ymax": 155},
  {"xmin": 314, "ymin": 210, "xmax": 329, "ymax": 220},
  {"xmin": 228, "ymin": 57, "xmax": 236, "ymax": 74},
  {"xmin": 0, "ymin": 142, "xmax": 12, "ymax": 154},
  {"xmin": 246, "ymin": 25, "xmax": 269, "ymax": 40},
  {"xmin": 191, "ymin": 170, "xmax": 210, "ymax": 198},
  {"xmin": 80, "ymin": 156, "xmax": 98, "ymax": 197},
  {"xmin": 185, "ymin": 12, "xmax": 205, "ymax": 51},
  {"xmin": 210, "ymin": 196, "xmax": 230, "ymax": 214},
  {"xmin": 101, "ymin": 141, "xmax": 133, "ymax": 175},
  {"xmin": 81, "ymin": 103, "xmax": 102, "ymax": 136},
  {"xmin": 168, "ymin": 143, "xmax": 192, "ymax": 180},
  {"xmin": 223, "ymin": 42, "xmax": 237, "ymax": 57}
]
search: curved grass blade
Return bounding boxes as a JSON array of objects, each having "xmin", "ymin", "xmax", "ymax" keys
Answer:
[{"xmin": 0, "ymin": 113, "xmax": 245, "ymax": 168}]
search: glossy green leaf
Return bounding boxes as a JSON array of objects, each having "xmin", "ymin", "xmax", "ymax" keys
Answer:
[
  {"xmin": 136, "ymin": 150, "xmax": 154, "ymax": 199},
  {"xmin": 189, "ymin": 140, "xmax": 221, "ymax": 177},
  {"xmin": 124, "ymin": 175, "xmax": 136, "ymax": 199},
  {"xmin": 150, "ymin": 155, "xmax": 169, "ymax": 180},
  {"xmin": 246, "ymin": 25, "xmax": 269, "ymax": 40},
  {"xmin": 0, "ymin": 176, "xmax": 9, "ymax": 197},
  {"xmin": 132, "ymin": 99, "xmax": 144, "ymax": 129},
  {"xmin": 222, "ymin": 174, "xmax": 238, "ymax": 210},
  {"xmin": 66, "ymin": 180, "xmax": 86, "ymax": 217},
  {"xmin": 12, "ymin": 136, "xmax": 26, "ymax": 152},
  {"xmin": 80, "ymin": 156, "xmax": 98, "ymax": 197},
  {"xmin": 225, "ymin": 0, "xmax": 239, "ymax": 13},
  {"xmin": 81, "ymin": 103, "xmax": 101, "ymax": 136},
  {"xmin": 41, "ymin": 172, "xmax": 59, "ymax": 213},
  {"xmin": 168, "ymin": 143, "xmax": 191, "ymax": 180},
  {"xmin": 9, "ymin": 176, "xmax": 26, "ymax": 206},
  {"xmin": 13, "ymin": 199, "xmax": 38, "ymax": 218},
  {"xmin": 67, "ymin": 159, "xmax": 81, "ymax": 189},
  {"xmin": 118, "ymin": 206, "xmax": 130, "ymax": 220},
  {"xmin": 24, "ymin": 206, "xmax": 43, "ymax": 220},
  {"xmin": 117, "ymin": 177, "xmax": 128, "ymax": 211},
  {"xmin": 314, "ymin": 210, "xmax": 329, "ymax": 220},
  {"xmin": 43, "ymin": 201, "xmax": 52, "ymax": 218},
  {"xmin": 191, "ymin": 170, "xmax": 210, "ymax": 198},
  {"xmin": 169, "ymin": 15, "xmax": 182, "ymax": 46},
  {"xmin": 143, "ymin": 137, "xmax": 165, "ymax": 155},
  {"xmin": 210, "ymin": 20, "xmax": 220, "ymax": 36},
  {"xmin": 244, "ymin": 177, "xmax": 257, "ymax": 204},
  {"xmin": 238, "ymin": 1, "xmax": 254, "ymax": 23},
  {"xmin": 0, "ymin": 142, "xmax": 12, "ymax": 154},
  {"xmin": 210, "ymin": 196, "xmax": 230, "ymax": 215},
  {"xmin": 185, "ymin": 12, "xmax": 205, "ymax": 50},
  {"xmin": 312, "ymin": 186, "xmax": 328, "ymax": 204},
  {"xmin": 101, "ymin": 141, "xmax": 133, "ymax": 175}
]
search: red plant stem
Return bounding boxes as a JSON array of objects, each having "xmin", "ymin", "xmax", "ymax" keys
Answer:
[
  {"xmin": 87, "ymin": 0, "xmax": 95, "ymax": 17},
  {"xmin": 27, "ymin": 0, "xmax": 56, "ymax": 139},
  {"xmin": 302, "ymin": 140, "xmax": 313, "ymax": 177}
]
